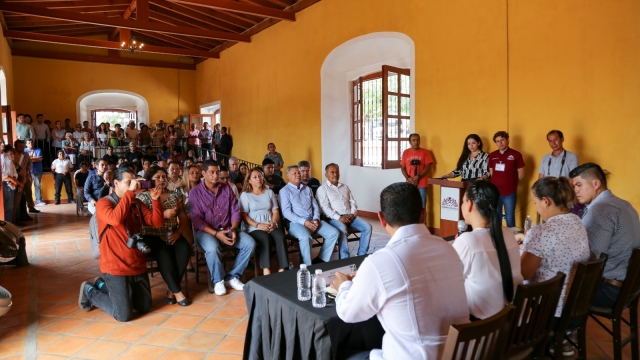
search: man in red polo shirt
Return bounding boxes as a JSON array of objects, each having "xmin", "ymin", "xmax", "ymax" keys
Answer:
[
  {"xmin": 401, "ymin": 133, "xmax": 434, "ymax": 223},
  {"xmin": 488, "ymin": 131, "xmax": 525, "ymax": 228},
  {"xmin": 78, "ymin": 167, "xmax": 164, "ymax": 321}
]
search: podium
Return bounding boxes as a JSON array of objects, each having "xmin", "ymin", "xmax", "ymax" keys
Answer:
[{"xmin": 428, "ymin": 178, "xmax": 470, "ymax": 239}]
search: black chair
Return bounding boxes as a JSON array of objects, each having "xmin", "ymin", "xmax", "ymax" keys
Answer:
[
  {"xmin": 590, "ymin": 248, "xmax": 640, "ymax": 360},
  {"xmin": 549, "ymin": 254, "xmax": 608, "ymax": 359},
  {"xmin": 506, "ymin": 272, "xmax": 566, "ymax": 359},
  {"xmin": 441, "ymin": 304, "xmax": 515, "ymax": 360}
]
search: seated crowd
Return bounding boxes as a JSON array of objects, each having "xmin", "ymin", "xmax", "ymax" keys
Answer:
[{"xmin": 5, "ymin": 117, "xmax": 640, "ymax": 358}]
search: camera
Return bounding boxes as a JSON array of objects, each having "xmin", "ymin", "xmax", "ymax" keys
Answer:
[
  {"xmin": 410, "ymin": 159, "xmax": 420, "ymax": 166},
  {"xmin": 126, "ymin": 233, "xmax": 150, "ymax": 254}
]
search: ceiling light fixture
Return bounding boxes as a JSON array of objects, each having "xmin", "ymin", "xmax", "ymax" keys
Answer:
[{"xmin": 121, "ymin": 37, "xmax": 143, "ymax": 54}]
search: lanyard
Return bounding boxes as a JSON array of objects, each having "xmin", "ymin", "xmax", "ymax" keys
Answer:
[{"xmin": 547, "ymin": 150, "xmax": 567, "ymax": 177}]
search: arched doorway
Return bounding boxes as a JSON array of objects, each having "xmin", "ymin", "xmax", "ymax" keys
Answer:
[{"xmin": 76, "ymin": 90, "xmax": 149, "ymax": 129}]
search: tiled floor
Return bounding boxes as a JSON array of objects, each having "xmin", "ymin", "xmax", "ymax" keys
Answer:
[{"xmin": 0, "ymin": 204, "xmax": 636, "ymax": 359}]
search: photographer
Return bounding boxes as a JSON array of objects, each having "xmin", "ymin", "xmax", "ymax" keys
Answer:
[{"xmin": 78, "ymin": 167, "xmax": 164, "ymax": 322}]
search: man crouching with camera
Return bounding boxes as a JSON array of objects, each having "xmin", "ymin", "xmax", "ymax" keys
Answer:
[{"xmin": 78, "ymin": 167, "xmax": 164, "ymax": 321}]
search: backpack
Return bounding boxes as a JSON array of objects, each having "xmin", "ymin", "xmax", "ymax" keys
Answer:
[{"xmin": 89, "ymin": 194, "xmax": 145, "ymax": 259}]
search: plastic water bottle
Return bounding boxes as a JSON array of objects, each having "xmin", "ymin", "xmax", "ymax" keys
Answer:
[
  {"xmin": 524, "ymin": 215, "xmax": 533, "ymax": 233},
  {"xmin": 312, "ymin": 269, "xmax": 326, "ymax": 308},
  {"xmin": 297, "ymin": 264, "xmax": 311, "ymax": 301}
]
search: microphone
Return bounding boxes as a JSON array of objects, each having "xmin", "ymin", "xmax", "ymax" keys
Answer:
[{"xmin": 457, "ymin": 220, "xmax": 468, "ymax": 236}]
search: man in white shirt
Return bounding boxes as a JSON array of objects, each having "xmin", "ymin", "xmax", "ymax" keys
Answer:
[
  {"xmin": 125, "ymin": 121, "xmax": 139, "ymax": 144},
  {"xmin": 332, "ymin": 182, "xmax": 469, "ymax": 360},
  {"xmin": 316, "ymin": 163, "xmax": 371, "ymax": 258}
]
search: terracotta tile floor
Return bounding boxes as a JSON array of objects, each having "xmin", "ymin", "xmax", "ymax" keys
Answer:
[{"xmin": 0, "ymin": 204, "xmax": 636, "ymax": 359}]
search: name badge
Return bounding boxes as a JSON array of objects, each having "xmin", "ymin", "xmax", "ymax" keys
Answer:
[{"xmin": 495, "ymin": 162, "xmax": 506, "ymax": 172}]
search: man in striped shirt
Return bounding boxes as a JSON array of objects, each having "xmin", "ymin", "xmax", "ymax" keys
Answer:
[{"xmin": 570, "ymin": 163, "xmax": 640, "ymax": 308}]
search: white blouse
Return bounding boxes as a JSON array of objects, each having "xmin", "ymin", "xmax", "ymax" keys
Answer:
[
  {"xmin": 51, "ymin": 159, "xmax": 72, "ymax": 174},
  {"xmin": 522, "ymin": 213, "xmax": 590, "ymax": 317},
  {"xmin": 453, "ymin": 227, "xmax": 524, "ymax": 319}
]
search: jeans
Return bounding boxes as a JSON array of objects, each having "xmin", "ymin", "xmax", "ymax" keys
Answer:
[
  {"xmin": 497, "ymin": 192, "xmax": 517, "ymax": 228},
  {"xmin": 592, "ymin": 282, "xmax": 621, "ymax": 309},
  {"xmin": 328, "ymin": 217, "xmax": 372, "ymax": 259},
  {"xmin": 201, "ymin": 143, "xmax": 213, "ymax": 160},
  {"xmin": 3, "ymin": 182, "xmax": 15, "ymax": 222},
  {"xmin": 87, "ymin": 273, "xmax": 151, "ymax": 322},
  {"xmin": 23, "ymin": 177, "xmax": 35, "ymax": 210},
  {"xmin": 145, "ymin": 235, "xmax": 191, "ymax": 294},
  {"xmin": 248, "ymin": 228, "xmax": 288, "ymax": 270},
  {"xmin": 195, "ymin": 230, "xmax": 255, "ymax": 284},
  {"xmin": 346, "ymin": 351, "xmax": 371, "ymax": 360},
  {"xmin": 32, "ymin": 172, "xmax": 43, "ymax": 203},
  {"xmin": 54, "ymin": 173, "xmax": 73, "ymax": 202},
  {"xmin": 418, "ymin": 187, "xmax": 428, "ymax": 208},
  {"xmin": 288, "ymin": 220, "xmax": 339, "ymax": 265}
]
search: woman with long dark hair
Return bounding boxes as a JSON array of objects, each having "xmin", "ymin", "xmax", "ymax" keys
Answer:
[
  {"xmin": 452, "ymin": 180, "xmax": 522, "ymax": 319},
  {"xmin": 521, "ymin": 177, "xmax": 589, "ymax": 319},
  {"xmin": 440, "ymin": 134, "xmax": 490, "ymax": 182}
]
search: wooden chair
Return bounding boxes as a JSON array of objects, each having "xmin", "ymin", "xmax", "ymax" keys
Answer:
[
  {"xmin": 192, "ymin": 229, "xmax": 259, "ymax": 294},
  {"xmin": 506, "ymin": 272, "xmax": 566, "ymax": 359},
  {"xmin": 146, "ymin": 254, "xmax": 189, "ymax": 298},
  {"xmin": 441, "ymin": 304, "xmax": 515, "ymax": 360},
  {"xmin": 548, "ymin": 254, "xmax": 608, "ymax": 359},
  {"xmin": 590, "ymin": 248, "xmax": 640, "ymax": 360}
]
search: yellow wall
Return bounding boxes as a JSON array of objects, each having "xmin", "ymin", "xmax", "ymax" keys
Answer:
[
  {"xmin": 195, "ymin": 0, "xmax": 640, "ymax": 228},
  {"xmin": 12, "ymin": 56, "xmax": 196, "ymax": 126},
  {"xmin": 0, "ymin": 27, "xmax": 14, "ymax": 106}
]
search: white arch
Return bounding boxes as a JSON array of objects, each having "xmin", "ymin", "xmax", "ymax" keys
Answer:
[
  {"xmin": 320, "ymin": 32, "xmax": 415, "ymax": 212},
  {"xmin": 0, "ymin": 67, "xmax": 8, "ymax": 106},
  {"xmin": 76, "ymin": 89, "xmax": 149, "ymax": 125}
]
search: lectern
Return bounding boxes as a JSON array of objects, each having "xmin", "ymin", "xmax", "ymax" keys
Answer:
[{"xmin": 428, "ymin": 178, "xmax": 470, "ymax": 239}]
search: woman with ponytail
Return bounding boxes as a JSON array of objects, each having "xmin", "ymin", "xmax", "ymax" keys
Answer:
[
  {"xmin": 453, "ymin": 180, "xmax": 523, "ymax": 320},
  {"xmin": 521, "ymin": 177, "xmax": 590, "ymax": 319}
]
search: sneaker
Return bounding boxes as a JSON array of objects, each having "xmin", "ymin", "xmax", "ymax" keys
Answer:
[
  {"xmin": 28, "ymin": 208, "xmax": 41, "ymax": 213},
  {"xmin": 35, "ymin": 202, "xmax": 47, "ymax": 206},
  {"xmin": 78, "ymin": 281, "xmax": 93, "ymax": 312},
  {"xmin": 94, "ymin": 277, "xmax": 106, "ymax": 292},
  {"xmin": 214, "ymin": 281, "xmax": 227, "ymax": 296},
  {"xmin": 549, "ymin": 340, "xmax": 575, "ymax": 357},
  {"xmin": 225, "ymin": 278, "xmax": 245, "ymax": 291},
  {"xmin": 68, "ymin": 200, "xmax": 75, "ymax": 204}
]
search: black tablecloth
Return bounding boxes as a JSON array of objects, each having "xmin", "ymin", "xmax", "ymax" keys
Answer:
[{"xmin": 243, "ymin": 256, "xmax": 385, "ymax": 360}]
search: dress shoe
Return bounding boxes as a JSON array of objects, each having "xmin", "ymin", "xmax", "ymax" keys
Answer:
[
  {"xmin": 68, "ymin": 200, "xmax": 75, "ymax": 204},
  {"xmin": 55, "ymin": 202, "xmax": 60, "ymax": 205},
  {"xmin": 14, "ymin": 221, "xmax": 26, "ymax": 227},
  {"xmin": 28, "ymin": 208, "xmax": 41, "ymax": 213},
  {"xmin": 20, "ymin": 216, "xmax": 33, "ymax": 221}
]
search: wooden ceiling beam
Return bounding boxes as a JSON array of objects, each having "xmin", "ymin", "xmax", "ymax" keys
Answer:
[
  {"xmin": 0, "ymin": 2, "xmax": 250, "ymax": 41},
  {"xmin": 11, "ymin": 48, "xmax": 197, "ymax": 70},
  {"xmin": 36, "ymin": 28, "xmax": 111, "ymax": 37},
  {"xmin": 18, "ymin": 24, "xmax": 105, "ymax": 32},
  {"xmin": 239, "ymin": 0, "xmax": 282, "ymax": 10},
  {"xmin": 122, "ymin": 0, "xmax": 137, "ymax": 20},
  {"xmin": 151, "ymin": 30, "xmax": 220, "ymax": 48},
  {"xmin": 136, "ymin": 0, "xmax": 149, "ymax": 21},
  {"xmin": 4, "ymin": 0, "xmax": 133, "ymax": 9},
  {"xmin": 149, "ymin": 0, "xmax": 243, "ymax": 33},
  {"xmin": 147, "ymin": 4, "xmax": 232, "ymax": 34},
  {"xmin": 169, "ymin": 0, "xmax": 295, "ymax": 21},
  {"xmin": 4, "ymin": 30, "xmax": 220, "ymax": 58},
  {"xmin": 177, "ymin": 3, "xmax": 256, "ymax": 28},
  {"xmin": 136, "ymin": 30, "xmax": 206, "ymax": 50}
]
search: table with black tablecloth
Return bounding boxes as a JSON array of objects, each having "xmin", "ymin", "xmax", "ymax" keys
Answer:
[{"xmin": 243, "ymin": 256, "xmax": 385, "ymax": 360}]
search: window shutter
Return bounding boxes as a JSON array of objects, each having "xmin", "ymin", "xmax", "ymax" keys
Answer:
[{"xmin": 382, "ymin": 65, "xmax": 411, "ymax": 169}]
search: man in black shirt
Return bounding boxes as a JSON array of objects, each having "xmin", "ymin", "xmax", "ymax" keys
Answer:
[
  {"xmin": 298, "ymin": 160, "xmax": 321, "ymax": 196},
  {"xmin": 262, "ymin": 158, "xmax": 285, "ymax": 195},
  {"xmin": 74, "ymin": 162, "xmax": 90, "ymax": 215},
  {"xmin": 102, "ymin": 146, "xmax": 119, "ymax": 166},
  {"xmin": 219, "ymin": 126, "xmax": 233, "ymax": 156},
  {"xmin": 142, "ymin": 146, "xmax": 156, "ymax": 164},
  {"xmin": 123, "ymin": 142, "xmax": 144, "ymax": 163}
]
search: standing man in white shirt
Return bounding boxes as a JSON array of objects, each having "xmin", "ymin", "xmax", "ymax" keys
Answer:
[
  {"xmin": 316, "ymin": 163, "xmax": 371, "ymax": 258},
  {"xmin": 332, "ymin": 182, "xmax": 469, "ymax": 360},
  {"xmin": 538, "ymin": 130, "xmax": 579, "ymax": 179}
]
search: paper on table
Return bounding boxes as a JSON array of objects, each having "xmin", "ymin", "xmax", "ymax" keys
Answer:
[{"xmin": 316, "ymin": 264, "xmax": 356, "ymax": 288}]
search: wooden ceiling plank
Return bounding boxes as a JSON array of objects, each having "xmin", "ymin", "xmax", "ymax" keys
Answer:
[
  {"xmin": 136, "ymin": 30, "xmax": 207, "ymax": 50},
  {"xmin": 148, "ymin": 4, "xmax": 234, "ymax": 34},
  {"xmin": 169, "ymin": 0, "xmax": 295, "ymax": 21},
  {"xmin": 136, "ymin": 0, "xmax": 149, "ymax": 21},
  {"xmin": 4, "ymin": 30, "xmax": 220, "ymax": 58},
  {"xmin": 149, "ymin": 0, "xmax": 243, "ymax": 33},
  {"xmin": 5, "ymin": 0, "xmax": 133, "ymax": 9},
  {"xmin": 177, "ymin": 3, "xmax": 256, "ymax": 28},
  {"xmin": 11, "ymin": 48, "xmax": 197, "ymax": 70},
  {"xmin": 123, "ymin": 0, "xmax": 137, "ymax": 19},
  {"xmin": 0, "ymin": 2, "xmax": 251, "ymax": 41},
  {"xmin": 239, "ymin": 0, "xmax": 282, "ymax": 10}
]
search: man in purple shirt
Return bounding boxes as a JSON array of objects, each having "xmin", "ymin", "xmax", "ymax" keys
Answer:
[{"xmin": 190, "ymin": 160, "xmax": 255, "ymax": 296}]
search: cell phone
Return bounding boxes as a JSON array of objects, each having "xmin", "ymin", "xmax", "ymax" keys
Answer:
[{"xmin": 139, "ymin": 180, "xmax": 156, "ymax": 189}]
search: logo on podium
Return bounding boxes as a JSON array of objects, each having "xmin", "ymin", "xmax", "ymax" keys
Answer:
[{"xmin": 442, "ymin": 197, "xmax": 459, "ymax": 210}]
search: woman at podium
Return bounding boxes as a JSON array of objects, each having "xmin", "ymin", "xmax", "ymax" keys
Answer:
[{"xmin": 440, "ymin": 134, "xmax": 490, "ymax": 182}]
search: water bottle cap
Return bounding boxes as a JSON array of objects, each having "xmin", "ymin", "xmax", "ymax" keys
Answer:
[
  {"xmin": 315, "ymin": 269, "xmax": 322, "ymax": 274},
  {"xmin": 300, "ymin": 264, "xmax": 307, "ymax": 269}
]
